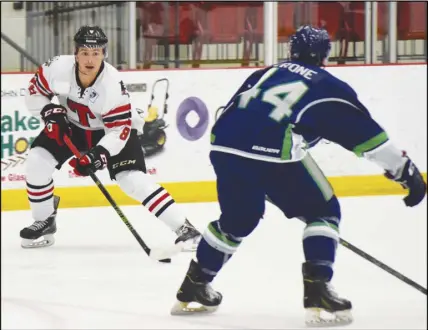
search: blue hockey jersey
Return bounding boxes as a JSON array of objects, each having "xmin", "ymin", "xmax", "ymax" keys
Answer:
[{"xmin": 211, "ymin": 61, "xmax": 389, "ymax": 163}]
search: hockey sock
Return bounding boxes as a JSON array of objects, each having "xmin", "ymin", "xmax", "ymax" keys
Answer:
[
  {"xmin": 141, "ymin": 186, "xmax": 185, "ymax": 231},
  {"xmin": 25, "ymin": 147, "xmax": 58, "ymax": 221},
  {"xmin": 26, "ymin": 179, "xmax": 55, "ymax": 221},
  {"xmin": 303, "ymin": 216, "xmax": 340, "ymax": 281},
  {"xmin": 116, "ymin": 170, "xmax": 186, "ymax": 231},
  {"xmin": 196, "ymin": 220, "xmax": 242, "ymax": 282}
]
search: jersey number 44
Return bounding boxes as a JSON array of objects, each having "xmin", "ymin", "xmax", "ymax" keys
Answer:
[{"xmin": 238, "ymin": 67, "xmax": 309, "ymax": 122}]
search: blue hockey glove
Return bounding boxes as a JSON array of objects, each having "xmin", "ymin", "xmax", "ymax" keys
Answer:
[{"xmin": 384, "ymin": 153, "xmax": 427, "ymax": 207}]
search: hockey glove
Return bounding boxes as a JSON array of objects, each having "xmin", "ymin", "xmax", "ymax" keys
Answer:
[
  {"xmin": 384, "ymin": 152, "xmax": 427, "ymax": 207},
  {"xmin": 68, "ymin": 145, "xmax": 110, "ymax": 176},
  {"xmin": 41, "ymin": 104, "xmax": 71, "ymax": 146}
]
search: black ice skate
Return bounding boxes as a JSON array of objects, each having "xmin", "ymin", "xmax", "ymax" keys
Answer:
[
  {"xmin": 171, "ymin": 259, "xmax": 222, "ymax": 315},
  {"xmin": 302, "ymin": 262, "xmax": 353, "ymax": 327},
  {"xmin": 174, "ymin": 219, "xmax": 202, "ymax": 252},
  {"xmin": 20, "ymin": 196, "xmax": 60, "ymax": 249}
]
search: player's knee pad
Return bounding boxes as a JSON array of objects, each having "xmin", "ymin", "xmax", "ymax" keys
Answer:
[
  {"xmin": 115, "ymin": 170, "xmax": 160, "ymax": 202},
  {"xmin": 202, "ymin": 220, "xmax": 244, "ymax": 256},
  {"xmin": 25, "ymin": 147, "xmax": 58, "ymax": 185}
]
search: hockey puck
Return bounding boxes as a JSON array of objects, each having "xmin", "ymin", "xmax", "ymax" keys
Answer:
[{"xmin": 159, "ymin": 258, "xmax": 171, "ymax": 263}]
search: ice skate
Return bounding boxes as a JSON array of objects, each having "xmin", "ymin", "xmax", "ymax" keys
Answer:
[
  {"xmin": 303, "ymin": 262, "xmax": 353, "ymax": 327},
  {"xmin": 174, "ymin": 219, "xmax": 201, "ymax": 252},
  {"xmin": 20, "ymin": 196, "xmax": 60, "ymax": 248},
  {"xmin": 171, "ymin": 259, "xmax": 222, "ymax": 315}
]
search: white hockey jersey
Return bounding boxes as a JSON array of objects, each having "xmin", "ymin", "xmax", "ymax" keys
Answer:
[{"xmin": 25, "ymin": 55, "xmax": 144, "ymax": 156}]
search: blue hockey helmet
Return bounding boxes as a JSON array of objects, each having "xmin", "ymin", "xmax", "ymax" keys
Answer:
[{"xmin": 289, "ymin": 25, "xmax": 331, "ymax": 66}]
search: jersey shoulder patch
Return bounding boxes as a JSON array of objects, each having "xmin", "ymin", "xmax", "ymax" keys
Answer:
[
  {"xmin": 102, "ymin": 63, "xmax": 126, "ymax": 89},
  {"xmin": 97, "ymin": 66, "xmax": 131, "ymax": 111},
  {"xmin": 43, "ymin": 56, "xmax": 60, "ymax": 67},
  {"xmin": 42, "ymin": 55, "xmax": 74, "ymax": 70},
  {"xmin": 119, "ymin": 80, "xmax": 130, "ymax": 97},
  {"xmin": 40, "ymin": 55, "xmax": 75, "ymax": 85}
]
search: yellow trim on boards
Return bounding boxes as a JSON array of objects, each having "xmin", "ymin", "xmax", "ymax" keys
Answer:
[{"xmin": 1, "ymin": 173, "xmax": 427, "ymax": 211}]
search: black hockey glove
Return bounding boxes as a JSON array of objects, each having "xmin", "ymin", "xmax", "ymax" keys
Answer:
[
  {"xmin": 384, "ymin": 152, "xmax": 427, "ymax": 207},
  {"xmin": 68, "ymin": 145, "xmax": 110, "ymax": 177},
  {"xmin": 40, "ymin": 104, "xmax": 71, "ymax": 146}
]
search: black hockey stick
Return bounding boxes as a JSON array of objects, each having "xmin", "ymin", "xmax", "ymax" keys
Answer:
[
  {"xmin": 335, "ymin": 235, "xmax": 426, "ymax": 295},
  {"xmin": 265, "ymin": 196, "xmax": 427, "ymax": 295},
  {"xmin": 64, "ymin": 135, "xmax": 171, "ymax": 263}
]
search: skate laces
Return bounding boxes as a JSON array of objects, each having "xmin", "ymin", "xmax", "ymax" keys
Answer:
[
  {"xmin": 175, "ymin": 224, "xmax": 190, "ymax": 236},
  {"xmin": 176, "ymin": 220, "xmax": 196, "ymax": 236},
  {"xmin": 28, "ymin": 220, "xmax": 49, "ymax": 231}
]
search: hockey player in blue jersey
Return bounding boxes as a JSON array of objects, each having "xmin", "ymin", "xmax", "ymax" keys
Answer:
[{"xmin": 170, "ymin": 26, "xmax": 427, "ymax": 325}]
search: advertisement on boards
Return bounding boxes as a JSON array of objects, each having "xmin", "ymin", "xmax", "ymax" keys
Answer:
[
  {"xmin": 2, "ymin": 65, "xmax": 427, "ymax": 192},
  {"xmin": 1, "ymin": 77, "xmax": 43, "ymax": 187}
]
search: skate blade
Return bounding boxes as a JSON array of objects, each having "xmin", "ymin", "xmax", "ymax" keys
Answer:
[
  {"xmin": 21, "ymin": 234, "xmax": 55, "ymax": 249},
  {"xmin": 170, "ymin": 301, "xmax": 219, "ymax": 316},
  {"xmin": 305, "ymin": 308, "xmax": 353, "ymax": 327}
]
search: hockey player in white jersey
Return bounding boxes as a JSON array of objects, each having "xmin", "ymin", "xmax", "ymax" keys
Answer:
[{"xmin": 20, "ymin": 25, "xmax": 201, "ymax": 251}]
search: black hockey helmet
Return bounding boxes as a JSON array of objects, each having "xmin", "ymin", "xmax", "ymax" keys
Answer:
[{"xmin": 74, "ymin": 25, "xmax": 108, "ymax": 55}]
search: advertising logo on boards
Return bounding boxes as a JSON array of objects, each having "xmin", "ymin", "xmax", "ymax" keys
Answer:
[{"xmin": 1, "ymin": 110, "xmax": 42, "ymax": 169}]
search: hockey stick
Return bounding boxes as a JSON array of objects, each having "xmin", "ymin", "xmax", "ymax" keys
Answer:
[
  {"xmin": 265, "ymin": 196, "xmax": 427, "ymax": 295},
  {"xmin": 335, "ymin": 235, "xmax": 426, "ymax": 295},
  {"xmin": 63, "ymin": 135, "xmax": 172, "ymax": 263}
]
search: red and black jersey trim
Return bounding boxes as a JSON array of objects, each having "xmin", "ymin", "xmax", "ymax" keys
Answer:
[
  {"xmin": 34, "ymin": 67, "xmax": 54, "ymax": 98},
  {"xmin": 103, "ymin": 112, "xmax": 131, "ymax": 123},
  {"xmin": 102, "ymin": 104, "xmax": 132, "ymax": 129}
]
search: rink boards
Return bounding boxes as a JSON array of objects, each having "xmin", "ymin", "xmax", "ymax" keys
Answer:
[
  {"xmin": 1, "ymin": 64, "xmax": 427, "ymax": 211},
  {"xmin": 2, "ymin": 173, "xmax": 428, "ymax": 210}
]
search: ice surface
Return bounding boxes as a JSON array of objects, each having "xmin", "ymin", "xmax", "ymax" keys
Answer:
[{"xmin": 1, "ymin": 196, "xmax": 427, "ymax": 329}]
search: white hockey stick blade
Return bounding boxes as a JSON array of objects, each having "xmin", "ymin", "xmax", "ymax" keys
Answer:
[{"xmin": 149, "ymin": 242, "xmax": 185, "ymax": 261}]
